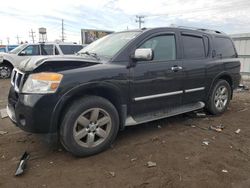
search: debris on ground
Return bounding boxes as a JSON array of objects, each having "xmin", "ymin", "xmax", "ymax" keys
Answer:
[
  {"xmin": 147, "ymin": 161, "xmax": 157, "ymax": 168},
  {"xmin": 238, "ymin": 108, "xmax": 248, "ymax": 112},
  {"xmin": 191, "ymin": 125, "xmax": 196, "ymax": 128},
  {"xmin": 108, "ymin": 171, "xmax": 115, "ymax": 177},
  {"xmin": 15, "ymin": 151, "xmax": 30, "ymax": 176},
  {"xmin": 209, "ymin": 124, "xmax": 224, "ymax": 132},
  {"xmin": 131, "ymin": 158, "xmax": 137, "ymax": 162},
  {"xmin": 0, "ymin": 108, "xmax": 8, "ymax": 119},
  {"xmin": 0, "ymin": 130, "xmax": 8, "ymax": 135},
  {"xmin": 237, "ymin": 84, "xmax": 249, "ymax": 92},
  {"xmin": 222, "ymin": 169, "xmax": 228, "ymax": 173},
  {"xmin": 195, "ymin": 112, "xmax": 206, "ymax": 118},
  {"xmin": 157, "ymin": 125, "xmax": 162, "ymax": 129},
  {"xmin": 202, "ymin": 140, "xmax": 210, "ymax": 146},
  {"xmin": 151, "ymin": 136, "xmax": 159, "ymax": 142},
  {"xmin": 235, "ymin": 129, "xmax": 241, "ymax": 134}
]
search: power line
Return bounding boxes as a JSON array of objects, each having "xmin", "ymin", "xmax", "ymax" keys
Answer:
[
  {"xmin": 135, "ymin": 15, "xmax": 145, "ymax": 29},
  {"xmin": 29, "ymin": 29, "xmax": 36, "ymax": 43}
]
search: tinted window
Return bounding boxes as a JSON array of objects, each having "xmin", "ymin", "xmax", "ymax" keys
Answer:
[
  {"xmin": 41, "ymin": 45, "xmax": 54, "ymax": 55},
  {"xmin": 139, "ymin": 35, "xmax": 176, "ymax": 61},
  {"xmin": 182, "ymin": 35, "xmax": 205, "ymax": 59},
  {"xmin": 21, "ymin": 45, "xmax": 40, "ymax": 55},
  {"xmin": 59, "ymin": 45, "xmax": 83, "ymax": 55},
  {"xmin": 214, "ymin": 37, "xmax": 236, "ymax": 58}
]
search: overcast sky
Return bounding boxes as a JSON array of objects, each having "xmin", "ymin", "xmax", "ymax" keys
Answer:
[{"xmin": 0, "ymin": 0, "xmax": 250, "ymax": 44}]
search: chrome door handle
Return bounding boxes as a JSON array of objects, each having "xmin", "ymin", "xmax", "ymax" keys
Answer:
[{"xmin": 171, "ymin": 66, "xmax": 183, "ymax": 72}]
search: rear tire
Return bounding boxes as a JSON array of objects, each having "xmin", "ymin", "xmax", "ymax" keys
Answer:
[
  {"xmin": 0, "ymin": 64, "xmax": 12, "ymax": 79},
  {"xmin": 206, "ymin": 79, "xmax": 231, "ymax": 115},
  {"xmin": 60, "ymin": 96, "xmax": 119, "ymax": 157}
]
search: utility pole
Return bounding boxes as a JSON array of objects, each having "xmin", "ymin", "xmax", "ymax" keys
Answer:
[
  {"xmin": 29, "ymin": 29, "xmax": 36, "ymax": 43},
  {"xmin": 135, "ymin": 15, "xmax": 145, "ymax": 29},
  {"xmin": 61, "ymin": 19, "xmax": 65, "ymax": 42},
  {"xmin": 6, "ymin": 37, "xmax": 10, "ymax": 45},
  {"xmin": 16, "ymin": 35, "xmax": 20, "ymax": 44}
]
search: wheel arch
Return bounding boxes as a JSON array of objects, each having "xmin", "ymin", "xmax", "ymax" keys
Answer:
[
  {"xmin": 207, "ymin": 72, "xmax": 233, "ymax": 100},
  {"xmin": 51, "ymin": 82, "xmax": 127, "ymax": 132}
]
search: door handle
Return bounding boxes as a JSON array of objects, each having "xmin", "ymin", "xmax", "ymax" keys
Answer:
[{"xmin": 171, "ymin": 65, "xmax": 183, "ymax": 72}]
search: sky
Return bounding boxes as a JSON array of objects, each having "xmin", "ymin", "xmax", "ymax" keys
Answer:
[{"xmin": 0, "ymin": 0, "xmax": 250, "ymax": 44}]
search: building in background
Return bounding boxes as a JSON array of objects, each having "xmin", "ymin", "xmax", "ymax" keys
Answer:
[
  {"xmin": 81, "ymin": 29, "xmax": 113, "ymax": 45},
  {"xmin": 230, "ymin": 33, "xmax": 250, "ymax": 80}
]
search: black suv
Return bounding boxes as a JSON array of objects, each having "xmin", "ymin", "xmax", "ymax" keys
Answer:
[{"xmin": 7, "ymin": 27, "xmax": 241, "ymax": 156}]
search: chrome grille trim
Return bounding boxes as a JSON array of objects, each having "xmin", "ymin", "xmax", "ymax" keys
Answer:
[{"xmin": 11, "ymin": 68, "xmax": 24, "ymax": 92}]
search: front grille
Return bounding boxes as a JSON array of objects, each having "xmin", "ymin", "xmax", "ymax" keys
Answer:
[{"xmin": 11, "ymin": 68, "xmax": 24, "ymax": 92}]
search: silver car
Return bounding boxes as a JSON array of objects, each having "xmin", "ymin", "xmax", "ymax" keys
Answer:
[{"xmin": 0, "ymin": 43, "xmax": 85, "ymax": 78}]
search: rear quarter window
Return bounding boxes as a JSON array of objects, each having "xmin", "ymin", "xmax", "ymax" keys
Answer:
[
  {"xmin": 214, "ymin": 37, "xmax": 236, "ymax": 58},
  {"xmin": 59, "ymin": 45, "xmax": 84, "ymax": 55}
]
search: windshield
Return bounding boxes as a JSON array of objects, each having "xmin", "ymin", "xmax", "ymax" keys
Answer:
[
  {"xmin": 9, "ymin": 44, "xmax": 28, "ymax": 54},
  {"xmin": 78, "ymin": 31, "xmax": 140, "ymax": 59}
]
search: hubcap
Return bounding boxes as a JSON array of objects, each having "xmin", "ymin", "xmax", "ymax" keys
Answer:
[
  {"xmin": 0, "ymin": 66, "xmax": 11, "ymax": 78},
  {"xmin": 214, "ymin": 86, "xmax": 228, "ymax": 111},
  {"xmin": 73, "ymin": 108, "xmax": 112, "ymax": 148}
]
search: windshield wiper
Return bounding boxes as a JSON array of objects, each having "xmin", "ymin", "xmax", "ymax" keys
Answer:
[{"xmin": 79, "ymin": 51, "xmax": 100, "ymax": 60}]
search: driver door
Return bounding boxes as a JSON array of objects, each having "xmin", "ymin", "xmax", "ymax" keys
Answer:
[{"xmin": 130, "ymin": 32, "xmax": 184, "ymax": 116}]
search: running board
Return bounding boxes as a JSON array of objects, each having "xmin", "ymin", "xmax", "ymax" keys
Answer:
[{"xmin": 125, "ymin": 101, "xmax": 205, "ymax": 126}]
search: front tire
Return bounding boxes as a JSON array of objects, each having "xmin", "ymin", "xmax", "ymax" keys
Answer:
[
  {"xmin": 60, "ymin": 96, "xmax": 119, "ymax": 157},
  {"xmin": 206, "ymin": 79, "xmax": 231, "ymax": 115},
  {"xmin": 0, "ymin": 64, "xmax": 12, "ymax": 79}
]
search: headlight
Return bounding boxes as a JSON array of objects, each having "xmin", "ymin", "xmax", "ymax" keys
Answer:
[{"xmin": 22, "ymin": 72, "xmax": 63, "ymax": 94}]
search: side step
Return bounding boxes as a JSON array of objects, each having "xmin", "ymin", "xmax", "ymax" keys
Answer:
[{"xmin": 125, "ymin": 101, "xmax": 205, "ymax": 126}]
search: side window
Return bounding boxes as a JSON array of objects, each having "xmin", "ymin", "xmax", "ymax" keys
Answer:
[
  {"xmin": 139, "ymin": 35, "xmax": 176, "ymax": 61},
  {"xmin": 41, "ymin": 45, "xmax": 54, "ymax": 55},
  {"xmin": 59, "ymin": 45, "xmax": 83, "ymax": 55},
  {"xmin": 182, "ymin": 35, "xmax": 205, "ymax": 59},
  {"xmin": 214, "ymin": 37, "xmax": 236, "ymax": 58},
  {"xmin": 21, "ymin": 45, "xmax": 40, "ymax": 55}
]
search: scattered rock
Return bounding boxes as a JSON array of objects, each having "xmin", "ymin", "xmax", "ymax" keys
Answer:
[
  {"xmin": 147, "ymin": 161, "xmax": 157, "ymax": 168},
  {"xmin": 0, "ymin": 130, "xmax": 8, "ymax": 135},
  {"xmin": 49, "ymin": 161, "xmax": 54, "ymax": 164},
  {"xmin": 161, "ymin": 140, "xmax": 166, "ymax": 144},
  {"xmin": 191, "ymin": 125, "xmax": 196, "ymax": 128},
  {"xmin": 222, "ymin": 169, "xmax": 228, "ymax": 173},
  {"xmin": 109, "ymin": 171, "xmax": 115, "ymax": 177},
  {"xmin": 157, "ymin": 125, "xmax": 162, "ymax": 129},
  {"xmin": 202, "ymin": 140, "xmax": 209, "ymax": 146},
  {"xmin": 0, "ymin": 108, "xmax": 8, "ymax": 119},
  {"xmin": 235, "ymin": 129, "xmax": 241, "ymax": 134},
  {"xmin": 185, "ymin": 156, "xmax": 189, "ymax": 160},
  {"xmin": 238, "ymin": 108, "xmax": 248, "ymax": 112}
]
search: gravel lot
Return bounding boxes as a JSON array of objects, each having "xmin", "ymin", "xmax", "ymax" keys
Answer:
[{"xmin": 0, "ymin": 79, "xmax": 250, "ymax": 188}]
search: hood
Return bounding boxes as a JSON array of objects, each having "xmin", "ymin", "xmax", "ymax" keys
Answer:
[{"xmin": 16, "ymin": 55, "xmax": 103, "ymax": 72}]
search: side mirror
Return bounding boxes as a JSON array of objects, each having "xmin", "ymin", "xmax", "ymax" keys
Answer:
[
  {"xmin": 133, "ymin": 48, "xmax": 153, "ymax": 61},
  {"xmin": 19, "ymin": 51, "xmax": 27, "ymax": 56}
]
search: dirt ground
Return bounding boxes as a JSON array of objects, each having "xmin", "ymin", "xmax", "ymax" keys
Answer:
[{"xmin": 0, "ymin": 79, "xmax": 250, "ymax": 188}]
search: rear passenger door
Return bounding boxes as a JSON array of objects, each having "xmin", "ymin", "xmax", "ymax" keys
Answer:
[{"xmin": 181, "ymin": 33, "xmax": 209, "ymax": 104}]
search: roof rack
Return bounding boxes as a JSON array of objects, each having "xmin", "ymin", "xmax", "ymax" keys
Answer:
[{"xmin": 177, "ymin": 26, "xmax": 225, "ymax": 34}]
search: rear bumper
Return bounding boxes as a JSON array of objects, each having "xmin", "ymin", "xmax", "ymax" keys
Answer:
[{"xmin": 7, "ymin": 86, "xmax": 60, "ymax": 134}]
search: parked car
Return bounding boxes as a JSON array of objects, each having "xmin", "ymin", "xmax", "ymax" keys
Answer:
[
  {"xmin": 0, "ymin": 43, "xmax": 85, "ymax": 78},
  {"xmin": 7, "ymin": 27, "xmax": 241, "ymax": 156},
  {"xmin": 0, "ymin": 45, "xmax": 19, "ymax": 53}
]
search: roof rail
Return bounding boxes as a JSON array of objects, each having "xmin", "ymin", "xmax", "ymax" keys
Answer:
[{"xmin": 177, "ymin": 26, "xmax": 225, "ymax": 34}]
